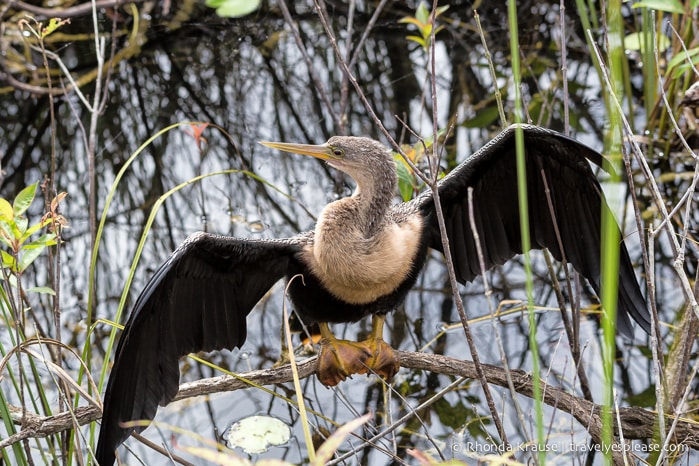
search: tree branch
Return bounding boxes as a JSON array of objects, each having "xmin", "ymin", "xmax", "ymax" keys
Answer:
[{"xmin": 2, "ymin": 351, "xmax": 697, "ymax": 452}]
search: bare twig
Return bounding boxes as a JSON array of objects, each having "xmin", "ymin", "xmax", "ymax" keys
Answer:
[
  {"xmin": 277, "ymin": 0, "xmax": 340, "ymax": 130},
  {"xmin": 6, "ymin": 0, "xmax": 147, "ymax": 19}
]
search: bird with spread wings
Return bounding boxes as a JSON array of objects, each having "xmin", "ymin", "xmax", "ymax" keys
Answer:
[{"xmin": 95, "ymin": 125, "xmax": 650, "ymax": 465}]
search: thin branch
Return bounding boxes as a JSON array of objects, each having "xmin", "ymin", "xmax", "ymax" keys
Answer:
[
  {"xmin": 277, "ymin": 0, "xmax": 340, "ymax": 130},
  {"xmin": 6, "ymin": 0, "xmax": 147, "ymax": 19}
]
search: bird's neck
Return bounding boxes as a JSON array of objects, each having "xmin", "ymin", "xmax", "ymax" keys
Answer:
[
  {"xmin": 349, "ymin": 166, "xmax": 397, "ymax": 236},
  {"xmin": 306, "ymin": 162, "xmax": 423, "ymax": 304}
]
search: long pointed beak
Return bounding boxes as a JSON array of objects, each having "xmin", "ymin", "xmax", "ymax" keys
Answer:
[{"xmin": 259, "ymin": 141, "xmax": 338, "ymax": 160}]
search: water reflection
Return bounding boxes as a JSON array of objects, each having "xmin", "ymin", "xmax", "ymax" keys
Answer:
[{"xmin": 0, "ymin": 1, "xmax": 692, "ymax": 464}]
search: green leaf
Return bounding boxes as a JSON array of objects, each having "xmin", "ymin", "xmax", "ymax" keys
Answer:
[
  {"xmin": 420, "ymin": 23, "xmax": 434, "ymax": 40},
  {"xmin": 19, "ymin": 244, "xmax": 46, "ymax": 272},
  {"xmin": 435, "ymin": 5, "xmax": 450, "ymax": 16},
  {"xmin": 41, "ymin": 18, "xmax": 70, "ymax": 38},
  {"xmin": 20, "ymin": 218, "xmax": 51, "ymax": 243},
  {"xmin": 0, "ymin": 217, "xmax": 21, "ymax": 246},
  {"xmin": 1, "ymin": 250, "xmax": 16, "ymax": 271},
  {"xmin": 667, "ymin": 46, "xmax": 699, "ymax": 77},
  {"xmin": 0, "ymin": 198, "xmax": 12, "ymax": 221},
  {"xmin": 206, "ymin": 0, "xmax": 261, "ymax": 18},
  {"xmin": 395, "ymin": 159, "xmax": 416, "ymax": 202},
  {"xmin": 626, "ymin": 384, "xmax": 657, "ymax": 408},
  {"xmin": 632, "ymin": 0, "xmax": 684, "ymax": 14},
  {"xmin": 625, "ymin": 31, "xmax": 670, "ymax": 52},
  {"xmin": 461, "ymin": 105, "xmax": 502, "ymax": 128},
  {"xmin": 415, "ymin": 2, "xmax": 430, "ymax": 24},
  {"xmin": 13, "ymin": 182, "xmax": 38, "ymax": 217},
  {"xmin": 15, "ymin": 216, "xmax": 28, "ymax": 237},
  {"xmin": 25, "ymin": 286, "xmax": 56, "ymax": 296},
  {"xmin": 406, "ymin": 35, "xmax": 426, "ymax": 48},
  {"xmin": 422, "ymin": 128, "xmax": 447, "ymax": 146},
  {"xmin": 398, "ymin": 17, "xmax": 424, "ymax": 27},
  {"xmin": 0, "ymin": 219, "xmax": 15, "ymax": 246},
  {"xmin": 433, "ymin": 397, "xmax": 474, "ymax": 430},
  {"xmin": 24, "ymin": 233, "xmax": 57, "ymax": 249}
]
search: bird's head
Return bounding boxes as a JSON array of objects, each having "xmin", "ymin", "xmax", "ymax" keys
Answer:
[{"xmin": 259, "ymin": 136, "xmax": 394, "ymax": 183}]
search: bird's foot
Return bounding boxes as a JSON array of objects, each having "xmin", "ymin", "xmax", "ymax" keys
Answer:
[
  {"xmin": 317, "ymin": 337, "xmax": 400, "ymax": 386},
  {"xmin": 365, "ymin": 338, "xmax": 400, "ymax": 382},
  {"xmin": 317, "ymin": 338, "xmax": 372, "ymax": 386}
]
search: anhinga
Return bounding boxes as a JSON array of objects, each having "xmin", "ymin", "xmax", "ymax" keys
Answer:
[{"xmin": 95, "ymin": 125, "xmax": 650, "ymax": 464}]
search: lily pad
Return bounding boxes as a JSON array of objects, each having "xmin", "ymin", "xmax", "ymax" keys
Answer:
[{"xmin": 226, "ymin": 415, "xmax": 291, "ymax": 454}]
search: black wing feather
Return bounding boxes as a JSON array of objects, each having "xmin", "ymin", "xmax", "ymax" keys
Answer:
[
  {"xmin": 96, "ymin": 232, "xmax": 297, "ymax": 465},
  {"xmin": 418, "ymin": 124, "xmax": 650, "ymax": 336}
]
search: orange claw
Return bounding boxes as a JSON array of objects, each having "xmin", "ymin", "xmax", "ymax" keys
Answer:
[
  {"xmin": 317, "ymin": 338, "xmax": 372, "ymax": 386},
  {"xmin": 366, "ymin": 338, "xmax": 400, "ymax": 381},
  {"xmin": 315, "ymin": 316, "xmax": 400, "ymax": 387}
]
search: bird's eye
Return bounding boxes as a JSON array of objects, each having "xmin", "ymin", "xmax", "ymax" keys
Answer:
[{"xmin": 332, "ymin": 148, "xmax": 344, "ymax": 157}]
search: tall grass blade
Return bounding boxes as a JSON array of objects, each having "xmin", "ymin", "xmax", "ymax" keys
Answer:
[{"xmin": 508, "ymin": 1, "xmax": 545, "ymax": 462}]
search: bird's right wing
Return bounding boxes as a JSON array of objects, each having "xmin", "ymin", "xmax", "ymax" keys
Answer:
[
  {"xmin": 414, "ymin": 125, "xmax": 650, "ymax": 336},
  {"xmin": 96, "ymin": 232, "xmax": 300, "ymax": 465}
]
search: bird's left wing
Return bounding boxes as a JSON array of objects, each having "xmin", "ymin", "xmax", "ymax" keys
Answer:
[
  {"xmin": 414, "ymin": 124, "xmax": 650, "ymax": 336},
  {"xmin": 96, "ymin": 232, "xmax": 300, "ymax": 465}
]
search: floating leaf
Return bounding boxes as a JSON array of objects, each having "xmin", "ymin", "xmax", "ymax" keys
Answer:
[{"xmin": 226, "ymin": 415, "xmax": 291, "ymax": 454}]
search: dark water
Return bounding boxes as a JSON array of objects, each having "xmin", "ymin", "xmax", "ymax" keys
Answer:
[{"xmin": 0, "ymin": 1, "xmax": 694, "ymax": 464}]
